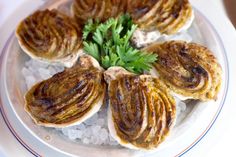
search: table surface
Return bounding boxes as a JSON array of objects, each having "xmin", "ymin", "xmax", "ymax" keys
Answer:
[{"xmin": 0, "ymin": 0, "xmax": 236, "ymax": 157}]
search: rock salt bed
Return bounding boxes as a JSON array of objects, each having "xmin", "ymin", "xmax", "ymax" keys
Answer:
[
  {"xmin": 58, "ymin": 107, "xmax": 119, "ymax": 145},
  {"xmin": 22, "ymin": 59, "xmax": 64, "ymax": 89},
  {"xmin": 132, "ymin": 30, "xmax": 193, "ymax": 48},
  {"xmin": 22, "ymin": 58, "xmax": 187, "ymax": 146}
]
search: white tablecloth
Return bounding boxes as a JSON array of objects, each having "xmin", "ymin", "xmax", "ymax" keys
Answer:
[{"xmin": 0, "ymin": 0, "xmax": 235, "ymax": 157}]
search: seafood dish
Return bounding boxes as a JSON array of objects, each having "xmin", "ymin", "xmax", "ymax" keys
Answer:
[{"xmin": 15, "ymin": 0, "xmax": 222, "ymax": 150}]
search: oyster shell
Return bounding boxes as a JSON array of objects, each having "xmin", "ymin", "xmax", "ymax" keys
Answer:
[
  {"xmin": 16, "ymin": 9, "xmax": 83, "ymax": 67},
  {"xmin": 104, "ymin": 67, "xmax": 176, "ymax": 150},
  {"xmin": 72, "ymin": 0, "xmax": 193, "ymax": 35},
  {"xmin": 127, "ymin": 0, "xmax": 193, "ymax": 35},
  {"xmin": 144, "ymin": 41, "xmax": 222, "ymax": 101},
  {"xmin": 71, "ymin": 0, "xmax": 126, "ymax": 24},
  {"xmin": 24, "ymin": 55, "xmax": 105, "ymax": 128}
]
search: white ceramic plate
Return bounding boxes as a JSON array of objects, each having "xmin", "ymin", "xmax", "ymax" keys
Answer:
[{"xmin": 0, "ymin": 0, "xmax": 233, "ymax": 157}]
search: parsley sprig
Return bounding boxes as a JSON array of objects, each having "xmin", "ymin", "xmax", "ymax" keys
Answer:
[{"xmin": 83, "ymin": 14, "xmax": 158, "ymax": 74}]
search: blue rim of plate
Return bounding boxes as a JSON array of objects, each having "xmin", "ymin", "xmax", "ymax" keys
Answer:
[{"xmin": 0, "ymin": 7, "xmax": 230, "ymax": 157}]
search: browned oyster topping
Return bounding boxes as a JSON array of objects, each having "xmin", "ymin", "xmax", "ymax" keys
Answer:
[
  {"xmin": 72, "ymin": 0, "xmax": 127, "ymax": 24},
  {"xmin": 104, "ymin": 67, "xmax": 176, "ymax": 150},
  {"xmin": 24, "ymin": 55, "xmax": 105, "ymax": 128},
  {"xmin": 144, "ymin": 41, "xmax": 222, "ymax": 101},
  {"xmin": 72, "ymin": 0, "xmax": 193, "ymax": 34},
  {"xmin": 127, "ymin": 0, "xmax": 193, "ymax": 34},
  {"xmin": 16, "ymin": 9, "xmax": 83, "ymax": 67}
]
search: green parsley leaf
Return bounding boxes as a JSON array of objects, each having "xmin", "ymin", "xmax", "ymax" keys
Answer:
[
  {"xmin": 82, "ymin": 19, "xmax": 100, "ymax": 40},
  {"xmin": 83, "ymin": 41, "xmax": 100, "ymax": 62},
  {"xmin": 82, "ymin": 14, "xmax": 158, "ymax": 74}
]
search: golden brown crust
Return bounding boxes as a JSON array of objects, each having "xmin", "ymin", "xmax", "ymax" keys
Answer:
[
  {"xmin": 16, "ymin": 9, "xmax": 83, "ymax": 66},
  {"xmin": 144, "ymin": 41, "xmax": 222, "ymax": 101},
  {"xmin": 105, "ymin": 68, "xmax": 176, "ymax": 149},
  {"xmin": 72, "ymin": 0, "xmax": 193, "ymax": 34},
  {"xmin": 127, "ymin": 0, "xmax": 193, "ymax": 34},
  {"xmin": 24, "ymin": 56, "xmax": 105, "ymax": 128},
  {"xmin": 72, "ymin": 0, "xmax": 127, "ymax": 24}
]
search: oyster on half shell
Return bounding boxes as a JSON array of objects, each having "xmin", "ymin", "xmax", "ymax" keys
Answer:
[
  {"xmin": 144, "ymin": 41, "xmax": 222, "ymax": 101},
  {"xmin": 16, "ymin": 9, "xmax": 83, "ymax": 67},
  {"xmin": 24, "ymin": 55, "xmax": 106, "ymax": 128},
  {"xmin": 71, "ymin": 0, "xmax": 126, "ymax": 24},
  {"xmin": 104, "ymin": 67, "xmax": 176, "ymax": 150},
  {"xmin": 127, "ymin": 0, "xmax": 193, "ymax": 35}
]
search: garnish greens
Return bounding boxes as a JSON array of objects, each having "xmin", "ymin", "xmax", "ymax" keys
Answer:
[{"xmin": 83, "ymin": 14, "xmax": 158, "ymax": 74}]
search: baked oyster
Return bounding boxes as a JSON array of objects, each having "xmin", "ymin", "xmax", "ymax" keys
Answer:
[
  {"xmin": 104, "ymin": 67, "xmax": 176, "ymax": 150},
  {"xmin": 71, "ymin": 0, "xmax": 126, "ymax": 24},
  {"xmin": 16, "ymin": 9, "xmax": 83, "ymax": 67},
  {"xmin": 130, "ymin": 0, "xmax": 194, "ymax": 48},
  {"xmin": 24, "ymin": 55, "xmax": 106, "ymax": 128},
  {"xmin": 127, "ymin": 0, "xmax": 193, "ymax": 35},
  {"xmin": 144, "ymin": 41, "xmax": 222, "ymax": 101}
]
